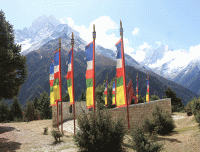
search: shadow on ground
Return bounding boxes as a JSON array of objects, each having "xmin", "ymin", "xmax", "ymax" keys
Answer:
[
  {"xmin": 0, "ymin": 138, "xmax": 21, "ymax": 151},
  {"xmin": 0, "ymin": 126, "xmax": 15, "ymax": 134},
  {"xmin": 155, "ymin": 136, "xmax": 181, "ymax": 143}
]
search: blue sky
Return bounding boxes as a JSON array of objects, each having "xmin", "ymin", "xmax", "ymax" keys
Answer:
[{"xmin": 1, "ymin": 0, "xmax": 200, "ymax": 67}]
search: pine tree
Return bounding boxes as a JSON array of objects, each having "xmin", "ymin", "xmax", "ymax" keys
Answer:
[
  {"xmin": 33, "ymin": 96, "xmax": 39, "ymax": 110},
  {"xmin": 62, "ymin": 91, "xmax": 70, "ymax": 102},
  {"xmin": 0, "ymin": 99, "xmax": 10, "ymax": 122},
  {"xmin": 79, "ymin": 89, "xmax": 86, "ymax": 101},
  {"xmin": 9, "ymin": 97, "xmax": 23, "ymax": 121},
  {"xmin": 0, "ymin": 10, "xmax": 28, "ymax": 100},
  {"xmin": 38, "ymin": 91, "xmax": 52, "ymax": 119},
  {"xmin": 25, "ymin": 100, "xmax": 35, "ymax": 121},
  {"xmin": 165, "ymin": 87, "xmax": 184, "ymax": 112}
]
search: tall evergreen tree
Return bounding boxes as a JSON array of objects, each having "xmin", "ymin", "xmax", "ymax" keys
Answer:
[
  {"xmin": 0, "ymin": 99, "xmax": 9, "ymax": 122},
  {"xmin": 38, "ymin": 91, "xmax": 52, "ymax": 119},
  {"xmin": 9, "ymin": 97, "xmax": 23, "ymax": 121},
  {"xmin": 0, "ymin": 10, "xmax": 28, "ymax": 100},
  {"xmin": 33, "ymin": 96, "xmax": 39, "ymax": 110},
  {"xmin": 62, "ymin": 91, "xmax": 70, "ymax": 102},
  {"xmin": 79, "ymin": 89, "xmax": 86, "ymax": 101},
  {"xmin": 165, "ymin": 87, "xmax": 184, "ymax": 112},
  {"xmin": 25, "ymin": 100, "xmax": 36, "ymax": 121}
]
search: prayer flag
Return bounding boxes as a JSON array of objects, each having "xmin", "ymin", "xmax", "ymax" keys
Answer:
[
  {"xmin": 85, "ymin": 42, "xmax": 95, "ymax": 109},
  {"xmin": 66, "ymin": 48, "xmax": 75, "ymax": 105},
  {"xmin": 116, "ymin": 38, "xmax": 127, "ymax": 108}
]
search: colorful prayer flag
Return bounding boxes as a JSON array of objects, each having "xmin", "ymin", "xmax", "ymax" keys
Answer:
[
  {"xmin": 136, "ymin": 72, "xmax": 138, "ymax": 104},
  {"xmin": 146, "ymin": 73, "xmax": 149, "ymax": 102},
  {"xmin": 49, "ymin": 60, "xmax": 56, "ymax": 106},
  {"xmin": 49, "ymin": 50, "xmax": 61, "ymax": 106},
  {"xmin": 66, "ymin": 48, "xmax": 75, "ymax": 105},
  {"xmin": 85, "ymin": 42, "xmax": 95, "ymax": 109},
  {"xmin": 112, "ymin": 81, "xmax": 116, "ymax": 105},
  {"xmin": 104, "ymin": 81, "xmax": 108, "ymax": 105},
  {"xmin": 116, "ymin": 38, "xmax": 127, "ymax": 108}
]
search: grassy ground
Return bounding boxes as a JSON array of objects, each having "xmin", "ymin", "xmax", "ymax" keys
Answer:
[{"xmin": 0, "ymin": 112, "xmax": 200, "ymax": 152}]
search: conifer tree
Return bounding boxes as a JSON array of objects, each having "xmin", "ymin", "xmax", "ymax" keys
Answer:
[
  {"xmin": 38, "ymin": 91, "xmax": 52, "ymax": 119},
  {"xmin": 25, "ymin": 100, "xmax": 35, "ymax": 121},
  {"xmin": 9, "ymin": 97, "xmax": 23, "ymax": 121},
  {"xmin": 165, "ymin": 87, "xmax": 184, "ymax": 112},
  {"xmin": 0, "ymin": 10, "xmax": 28, "ymax": 100},
  {"xmin": 33, "ymin": 96, "xmax": 39, "ymax": 110},
  {"xmin": 0, "ymin": 99, "xmax": 9, "ymax": 122}
]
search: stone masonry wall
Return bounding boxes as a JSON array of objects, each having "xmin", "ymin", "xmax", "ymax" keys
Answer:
[{"xmin": 52, "ymin": 99, "xmax": 171, "ymax": 129}]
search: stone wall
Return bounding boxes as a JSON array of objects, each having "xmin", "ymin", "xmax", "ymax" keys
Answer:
[
  {"xmin": 52, "ymin": 101, "xmax": 96, "ymax": 127},
  {"xmin": 107, "ymin": 98, "xmax": 171, "ymax": 130},
  {"xmin": 52, "ymin": 98, "xmax": 171, "ymax": 129}
]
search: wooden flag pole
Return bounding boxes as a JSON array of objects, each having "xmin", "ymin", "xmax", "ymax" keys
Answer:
[
  {"xmin": 93, "ymin": 24, "xmax": 96, "ymax": 112},
  {"xmin": 71, "ymin": 32, "xmax": 76, "ymax": 135},
  {"xmin": 59, "ymin": 38, "xmax": 63, "ymax": 134},
  {"xmin": 120, "ymin": 20, "xmax": 130, "ymax": 131}
]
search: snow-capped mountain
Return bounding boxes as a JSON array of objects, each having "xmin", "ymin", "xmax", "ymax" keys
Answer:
[
  {"xmin": 14, "ymin": 15, "xmax": 80, "ymax": 55},
  {"xmin": 138, "ymin": 45, "xmax": 188, "ymax": 80},
  {"xmin": 172, "ymin": 59, "xmax": 200, "ymax": 95},
  {"xmin": 137, "ymin": 44, "xmax": 200, "ymax": 95},
  {"xmin": 14, "ymin": 15, "xmax": 147, "ymax": 73}
]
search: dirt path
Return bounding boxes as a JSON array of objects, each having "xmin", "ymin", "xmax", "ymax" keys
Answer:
[{"xmin": 0, "ymin": 112, "xmax": 200, "ymax": 152}]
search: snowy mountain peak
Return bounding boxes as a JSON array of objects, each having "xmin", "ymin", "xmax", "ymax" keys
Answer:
[{"xmin": 31, "ymin": 14, "xmax": 61, "ymax": 31}]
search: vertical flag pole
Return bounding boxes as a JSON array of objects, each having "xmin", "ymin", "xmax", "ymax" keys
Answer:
[
  {"xmin": 93, "ymin": 24, "xmax": 96, "ymax": 112},
  {"xmin": 59, "ymin": 38, "xmax": 63, "ymax": 134},
  {"xmin": 71, "ymin": 32, "xmax": 76, "ymax": 135},
  {"xmin": 120, "ymin": 20, "xmax": 130, "ymax": 131},
  {"xmin": 56, "ymin": 48, "xmax": 59, "ymax": 131}
]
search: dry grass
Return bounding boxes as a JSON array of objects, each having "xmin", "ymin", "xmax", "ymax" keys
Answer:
[{"xmin": 0, "ymin": 112, "xmax": 200, "ymax": 152}]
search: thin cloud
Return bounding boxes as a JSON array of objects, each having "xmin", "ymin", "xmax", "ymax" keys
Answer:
[
  {"xmin": 129, "ymin": 42, "xmax": 151, "ymax": 62},
  {"xmin": 149, "ymin": 44, "xmax": 200, "ymax": 69},
  {"xmin": 65, "ymin": 16, "xmax": 120, "ymax": 51},
  {"xmin": 132, "ymin": 28, "xmax": 139, "ymax": 35}
]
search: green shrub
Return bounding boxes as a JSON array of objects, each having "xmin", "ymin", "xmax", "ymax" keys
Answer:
[
  {"xmin": 185, "ymin": 100, "xmax": 193, "ymax": 115},
  {"xmin": 51, "ymin": 129, "xmax": 63, "ymax": 142},
  {"xmin": 130, "ymin": 126, "xmax": 163, "ymax": 152},
  {"xmin": 13, "ymin": 116, "xmax": 22, "ymax": 122},
  {"xmin": 0, "ymin": 100, "xmax": 10, "ymax": 122},
  {"xmin": 150, "ymin": 95, "xmax": 160, "ymax": 101},
  {"xmin": 195, "ymin": 111, "xmax": 200, "ymax": 124},
  {"xmin": 143, "ymin": 105, "xmax": 175, "ymax": 135},
  {"xmin": 191, "ymin": 98, "xmax": 200, "ymax": 116},
  {"xmin": 43, "ymin": 127, "xmax": 48, "ymax": 135},
  {"xmin": 73, "ymin": 110, "xmax": 127, "ymax": 151}
]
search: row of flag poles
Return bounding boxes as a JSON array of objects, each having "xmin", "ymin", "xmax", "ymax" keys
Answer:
[{"xmin": 49, "ymin": 21, "xmax": 150, "ymax": 134}]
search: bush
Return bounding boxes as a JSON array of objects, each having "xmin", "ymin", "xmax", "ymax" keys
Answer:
[
  {"xmin": 9, "ymin": 97, "xmax": 23, "ymax": 121},
  {"xmin": 130, "ymin": 126, "xmax": 163, "ymax": 152},
  {"xmin": 43, "ymin": 127, "xmax": 48, "ymax": 135},
  {"xmin": 195, "ymin": 111, "xmax": 200, "ymax": 124},
  {"xmin": 0, "ymin": 100, "xmax": 10, "ymax": 122},
  {"xmin": 13, "ymin": 116, "xmax": 22, "ymax": 122},
  {"xmin": 143, "ymin": 105, "xmax": 175, "ymax": 135},
  {"xmin": 51, "ymin": 129, "xmax": 63, "ymax": 142},
  {"xmin": 150, "ymin": 95, "xmax": 160, "ymax": 101},
  {"xmin": 73, "ymin": 110, "xmax": 127, "ymax": 151},
  {"xmin": 185, "ymin": 100, "xmax": 193, "ymax": 115},
  {"xmin": 191, "ymin": 98, "xmax": 200, "ymax": 116}
]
